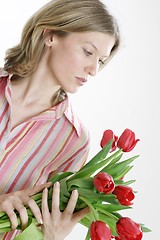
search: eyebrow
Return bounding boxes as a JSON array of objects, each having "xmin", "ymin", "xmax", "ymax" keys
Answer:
[
  {"xmin": 85, "ymin": 41, "xmax": 97, "ymax": 50},
  {"xmin": 85, "ymin": 41, "xmax": 109, "ymax": 58}
]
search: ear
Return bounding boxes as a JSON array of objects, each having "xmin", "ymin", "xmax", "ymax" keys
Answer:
[{"xmin": 43, "ymin": 29, "xmax": 56, "ymax": 47}]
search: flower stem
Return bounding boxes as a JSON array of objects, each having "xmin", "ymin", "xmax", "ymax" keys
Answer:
[{"xmin": 79, "ymin": 196, "xmax": 98, "ymax": 222}]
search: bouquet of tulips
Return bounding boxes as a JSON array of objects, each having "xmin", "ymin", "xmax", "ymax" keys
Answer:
[{"xmin": 0, "ymin": 128, "xmax": 151, "ymax": 240}]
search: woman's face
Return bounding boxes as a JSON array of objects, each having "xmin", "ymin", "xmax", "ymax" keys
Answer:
[{"xmin": 44, "ymin": 31, "xmax": 115, "ymax": 93}]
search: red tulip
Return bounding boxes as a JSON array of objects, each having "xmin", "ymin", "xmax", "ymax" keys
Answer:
[
  {"xmin": 90, "ymin": 221, "xmax": 112, "ymax": 240},
  {"xmin": 100, "ymin": 129, "xmax": 118, "ymax": 152},
  {"xmin": 117, "ymin": 129, "xmax": 140, "ymax": 152},
  {"xmin": 113, "ymin": 185, "xmax": 135, "ymax": 206},
  {"xmin": 93, "ymin": 172, "xmax": 115, "ymax": 194},
  {"xmin": 116, "ymin": 217, "xmax": 143, "ymax": 240}
]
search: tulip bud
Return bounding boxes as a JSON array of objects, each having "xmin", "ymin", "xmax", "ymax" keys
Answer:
[
  {"xmin": 100, "ymin": 129, "xmax": 118, "ymax": 152},
  {"xmin": 117, "ymin": 129, "xmax": 140, "ymax": 152},
  {"xmin": 116, "ymin": 217, "xmax": 143, "ymax": 240},
  {"xmin": 90, "ymin": 221, "xmax": 112, "ymax": 240},
  {"xmin": 93, "ymin": 172, "xmax": 115, "ymax": 194},
  {"xmin": 113, "ymin": 185, "xmax": 135, "ymax": 206}
]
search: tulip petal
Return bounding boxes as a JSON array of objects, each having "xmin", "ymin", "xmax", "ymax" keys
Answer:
[
  {"xmin": 117, "ymin": 129, "xmax": 140, "ymax": 152},
  {"xmin": 116, "ymin": 217, "xmax": 143, "ymax": 240}
]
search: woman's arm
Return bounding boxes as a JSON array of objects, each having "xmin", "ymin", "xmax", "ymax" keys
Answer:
[
  {"xmin": 42, "ymin": 182, "xmax": 90, "ymax": 240},
  {"xmin": 0, "ymin": 182, "xmax": 52, "ymax": 230}
]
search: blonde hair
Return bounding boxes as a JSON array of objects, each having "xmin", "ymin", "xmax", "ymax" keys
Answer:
[{"xmin": 4, "ymin": 0, "xmax": 120, "ymax": 105}]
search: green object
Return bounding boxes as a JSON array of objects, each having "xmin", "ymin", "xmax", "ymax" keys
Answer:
[
  {"xmin": 0, "ymin": 140, "xmax": 151, "ymax": 239},
  {"xmin": 14, "ymin": 223, "xmax": 43, "ymax": 240}
]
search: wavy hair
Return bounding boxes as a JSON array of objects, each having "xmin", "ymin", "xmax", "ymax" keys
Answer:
[{"xmin": 4, "ymin": 0, "xmax": 120, "ymax": 105}]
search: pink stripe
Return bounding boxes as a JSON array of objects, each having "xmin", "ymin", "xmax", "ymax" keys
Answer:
[
  {"xmin": 61, "ymin": 138, "xmax": 89, "ymax": 171},
  {"xmin": 8, "ymin": 120, "xmax": 59, "ymax": 191},
  {"xmin": 0, "ymin": 103, "xmax": 9, "ymax": 123},
  {"xmin": 35, "ymin": 121, "xmax": 75, "ymax": 178},
  {"xmin": 22, "ymin": 119, "xmax": 71, "ymax": 188},
  {"xmin": 0, "ymin": 122, "xmax": 36, "ymax": 179},
  {"xmin": 0, "ymin": 116, "xmax": 10, "ymax": 142}
]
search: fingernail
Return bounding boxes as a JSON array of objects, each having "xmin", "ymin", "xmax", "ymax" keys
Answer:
[
  {"xmin": 39, "ymin": 218, "xmax": 43, "ymax": 225},
  {"xmin": 73, "ymin": 189, "xmax": 78, "ymax": 195},
  {"xmin": 54, "ymin": 181, "xmax": 60, "ymax": 187}
]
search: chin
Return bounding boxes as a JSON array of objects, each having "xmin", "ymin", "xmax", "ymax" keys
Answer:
[{"xmin": 65, "ymin": 87, "xmax": 79, "ymax": 94}]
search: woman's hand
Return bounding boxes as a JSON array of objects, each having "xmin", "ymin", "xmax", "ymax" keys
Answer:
[
  {"xmin": 42, "ymin": 182, "xmax": 90, "ymax": 240},
  {"xmin": 0, "ymin": 182, "xmax": 52, "ymax": 230}
]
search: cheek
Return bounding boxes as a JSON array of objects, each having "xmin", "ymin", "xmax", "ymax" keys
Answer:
[
  {"xmin": 64, "ymin": 50, "xmax": 82, "ymax": 67},
  {"xmin": 48, "ymin": 46, "xmax": 84, "ymax": 73},
  {"xmin": 62, "ymin": 46, "xmax": 84, "ymax": 67}
]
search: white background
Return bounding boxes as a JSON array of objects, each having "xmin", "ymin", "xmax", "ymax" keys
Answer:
[{"xmin": 0, "ymin": 1, "xmax": 159, "ymax": 239}]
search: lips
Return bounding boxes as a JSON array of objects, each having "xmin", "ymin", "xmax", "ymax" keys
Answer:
[{"xmin": 76, "ymin": 77, "xmax": 87, "ymax": 86}]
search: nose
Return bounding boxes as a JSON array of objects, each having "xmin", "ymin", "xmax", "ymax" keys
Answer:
[{"xmin": 85, "ymin": 61, "xmax": 99, "ymax": 77}]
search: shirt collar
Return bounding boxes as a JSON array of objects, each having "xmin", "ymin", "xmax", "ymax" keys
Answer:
[
  {"xmin": 53, "ymin": 96, "xmax": 82, "ymax": 137},
  {"xmin": 1, "ymin": 69, "xmax": 82, "ymax": 137}
]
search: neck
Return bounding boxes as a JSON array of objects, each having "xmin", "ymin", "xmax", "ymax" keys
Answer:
[
  {"xmin": 11, "ymin": 72, "xmax": 61, "ymax": 108},
  {"xmin": 11, "ymin": 48, "xmax": 62, "ymax": 107}
]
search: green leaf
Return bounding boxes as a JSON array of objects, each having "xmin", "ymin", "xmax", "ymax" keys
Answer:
[
  {"xmin": 0, "ymin": 218, "xmax": 22, "ymax": 233},
  {"xmin": 60, "ymin": 179, "xmax": 70, "ymax": 197},
  {"xmin": 96, "ymin": 206, "xmax": 119, "ymax": 221},
  {"xmin": 0, "ymin": 212, "xmax": 7, "ymax": 219},
  {"xmin": 14, "ymin": 223, "xmax": 43, "ymax": 240},
  {"xmin": 85, "ymin": 229, "xmax": 91, "ymax": 240},
  {"xmin": 101, "ymin": 153, "xmax": 123, "ymax": 171},
  {"xmin": 0, "ymin": 227, "xmax": 12, "ymax": 233},
  {"xmin": 98, "ymin": 212, "xmax": 117, "ymax": 236},
  {"xmin": 103, "ymin": 156, "xmax": 138, "ymax": 177},
  {"xmin": 113, "ymin": 165, "xmax": 134, "ymax": 180},
  {"xmin": 94, "ymin": 203, "xmax": 131, "ymax": 212},
  {"xmin": 114, "ymin": 179, "xmax": 136, "ymax": 186},
  {"xmin": 140, "ymin": 224, "xmax": 152, "ymax": 232},
  {"xmin": 78, "ymin": 189, "xmax": 118, "ymax": 204},
  {"xmin": 68, "ymin": 161, "xmax": 106, "ymax": 180},
  {"xmin": 49, "ymin": 171, "xmax": 74, "ymax": 185},
  {"xmin": 80, "ymin": 216, "xmax": 91, "ymax": 228},
  {"xmin": 31, "ymin": 192, "xmax": 43, "ymax": 202},
  {"xmin": 68, "ymin": 150, "xmax": 122, "ymax": 181},
  {"xmin": 80, "ymin": 140, "xmax": 112, "ymax": 171},
  {"xmin": 67, "ymin": 178, "xmax": 94, "ymax": 191},
  {"xmin": 0, "ymin": 220, "xmax": 11, "ymax": 229}
]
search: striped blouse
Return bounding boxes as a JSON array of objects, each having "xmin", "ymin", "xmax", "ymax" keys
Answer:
[{"xmin": 0, "ymin": 69, "xmax": 90, "ymax": 240}]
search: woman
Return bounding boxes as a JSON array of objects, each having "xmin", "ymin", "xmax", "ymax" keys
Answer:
[{"xmin": 0, "ymin": 0, "xmax": 120, "ymax": 239}]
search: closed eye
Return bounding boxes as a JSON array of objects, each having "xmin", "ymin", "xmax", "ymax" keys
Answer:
[{"xmin": 84, "ymin": 49, "xmax": 93, "ymax": 56}]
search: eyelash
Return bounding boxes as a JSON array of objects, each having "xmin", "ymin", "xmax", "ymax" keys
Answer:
[
  {"xmin": 83, "ymin": 49, "xmax": 105, "ymax": 65},
  {"xmin": 84, "ymin": 49, "xmax": 93, "ymax": 56}
]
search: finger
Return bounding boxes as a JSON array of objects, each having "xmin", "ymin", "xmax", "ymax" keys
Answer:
[
  {"xmin": 15, "ymin": 203, "xmax": 28, "ymax": 230},
  {"xmin": 42, "ymin": 188, "xmax": 50, "ymax": 220},
  {"xmin": 6, "ymin": 209, "xmax": 18, "ymax": 230},
  {"xmin": 27, "ymin": 198, "xmax": 43, "ymax": 225},
  {"xmin": 51, "ymin": 182, "xmax": 60, "ymax": 216},
  {"xmin": 28, "ymin": 182, "xmax": 52, "ymax": 196},
  {"xmin": 64, "ymin": 190, "xmax": 79, "ymax": 215},
  {"xmin": 73, "ymin": 207, "xmax": 90, "ymax": 223}
]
